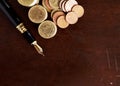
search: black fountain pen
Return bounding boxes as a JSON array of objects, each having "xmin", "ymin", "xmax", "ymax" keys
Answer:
[{"xmin": 0, "ymin": 0, "xmax": 44, "ymax": 56}]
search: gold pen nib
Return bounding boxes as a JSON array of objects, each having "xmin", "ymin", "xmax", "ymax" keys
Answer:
[{"xmin": 32, "ymin": 41, "xmax": 45, "ymax": 56}]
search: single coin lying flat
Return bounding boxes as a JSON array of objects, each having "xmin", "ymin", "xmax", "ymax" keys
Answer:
[
  {"xmin": 38, "ymin": 20, "xmax": 57, "ymax": 39},
  {"xmin": 17, "ymin": 0, "xmax": 39, "ymax": 7},
  {"xmin": 66, "ymin": 11, "xmax": 78, "ymax": 24},
  {"xmin": 72, "ymin": 5, "xmax": 84, "ymax": 18},
  {"xmin": 28, "ymin": 5, "xmax": 48, "ymax": 23},
  {"xmin": 57, "ymin": 15, "xmax": 69, "ymax": 29}
]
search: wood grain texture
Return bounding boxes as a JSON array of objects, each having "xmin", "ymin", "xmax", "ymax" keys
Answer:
[{"xmin": 0, "ymin": 0, "xmax": 120, "ymax": 86}]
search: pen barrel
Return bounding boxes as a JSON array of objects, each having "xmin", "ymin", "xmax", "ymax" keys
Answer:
[
  {"xmin": 0, "ymin": 0, "xmax": 36, "ymax": 44},
  {"xmin": 23, "ymin": 31, "xmax": 35, "ymax": 44},
  {"xmin": 16, "ymin": 23, "xmax": 36, "ymax": 44},
  {"xmin": 0, "ymin": 0, "xmax": 21, "ymax": 27},
  {"xmin": 0, "ymin": 0, "xmax": 43, "ymax": 55}
]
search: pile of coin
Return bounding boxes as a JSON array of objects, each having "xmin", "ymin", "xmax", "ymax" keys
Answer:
[{"xmin": 17, "ymin": 0, "xmax": 84, "ymax": 39}]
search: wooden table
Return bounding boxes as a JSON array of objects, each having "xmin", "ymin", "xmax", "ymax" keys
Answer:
[{"xmin": 0, "ymin": 0, "xmax": 120, "ymax": 86}]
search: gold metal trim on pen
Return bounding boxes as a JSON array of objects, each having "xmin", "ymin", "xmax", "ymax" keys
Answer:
[
  {"xmin": 16, "ymin": 23, "xmax": 27, "ymax": 33},
  {"xmin": 16, "ymin": 23, "xmax": 44, "ymax": 56}
]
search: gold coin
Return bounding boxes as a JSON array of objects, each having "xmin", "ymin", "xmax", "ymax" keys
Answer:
[
  {"xmin": 38, "ymin": 20, "xmax": 57, "ymax": 39},
  {"xmin": 57, "ymin": 15, "xmax": 69, "ymax": 29},
  {"xmin": 49, "ymin": 0, "xmax": 60, "ymax": 9},
  {"xmin": 72, "ymin": 5, "xmax": 84, "ymax": 18},
  {"xmin": 66, "ymin": 11, "xmax": 78, "ymax": 24},
  {"xmin": 17, "ymin": 0, "xmax": 39, "ymax": 7},
  {"xmin": 28, "ymin": 5, "xmax": 48, "ymax": 23}
]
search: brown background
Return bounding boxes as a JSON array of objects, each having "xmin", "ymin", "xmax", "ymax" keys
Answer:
[{"xmin": 0, "ymin": 0, "xmax": 120, "ymax": 86}]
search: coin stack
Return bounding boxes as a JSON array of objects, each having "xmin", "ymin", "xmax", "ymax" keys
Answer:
[
  {"xmin": 17, "ymin": 0, "xmax": 84, "ymax": 39},
  {"xmin": 52, "ymin": 0, "xmax": 84, "ymax": 28}
]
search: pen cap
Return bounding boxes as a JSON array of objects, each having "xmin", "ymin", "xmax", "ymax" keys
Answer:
[
  {"xmin": 17, "ymin": 0, "xmax": 40, "ymax": 7},
  {"xmin": 0, "ymin": 0, "xmax": 21, "ymax": 27}
]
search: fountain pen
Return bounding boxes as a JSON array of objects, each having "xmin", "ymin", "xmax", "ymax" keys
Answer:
[{"xmin": 0, "ymin": 0, "xmax": 44, "ymax": 56}]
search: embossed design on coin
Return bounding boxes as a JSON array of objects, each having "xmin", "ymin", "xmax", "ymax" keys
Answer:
[{"xmin": 38, "ymin": 20, "xmax": 57, "ymax": 39}]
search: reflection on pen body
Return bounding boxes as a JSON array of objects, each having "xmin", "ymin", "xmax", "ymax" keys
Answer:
[{"xmin": 0, "ymin": 0, "xmax": 44, "ymax": 56}]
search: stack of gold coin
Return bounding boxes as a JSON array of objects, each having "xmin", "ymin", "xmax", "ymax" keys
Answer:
[
  {"xmin": 59, "ymin": 0, "xmax": 78, "ymax": 12},
  {"xmin": 17, "ymin": 0, "xmax": 84, "ymax": 39},
  {"xmin": 18, "ymin": 0, "xmax": 48, "ymax": 24},
  {"xmin": 58, "ymin": 0, "xmax": 84, "ymax": 25},
  {"xmin": 18, "ymin": 0, "xmax": 58, "ymax": 39}
]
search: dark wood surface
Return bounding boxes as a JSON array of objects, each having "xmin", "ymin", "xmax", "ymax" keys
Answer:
[{"xmin": 0, "ymin": 0, "xmax": 120, "ymax": 86}]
